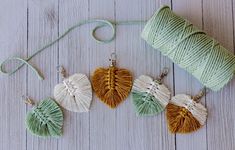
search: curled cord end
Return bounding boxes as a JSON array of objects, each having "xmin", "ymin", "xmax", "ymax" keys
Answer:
[
  {"xmin": 0, "ymin": 57, "xmax": 44, "ymax": 80},
  {"xmin": 38, "ymin": 73, "xmax": 44, "ymax": 80},
  {"xmin": 0, "ymin": 19, "xmax": 145, "ymax": 80}
]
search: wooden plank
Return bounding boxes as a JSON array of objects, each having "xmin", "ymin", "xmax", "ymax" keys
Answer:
[
  {"xmin": 57, "ymin": 0, "xmax": 89, "ymax": 150},
  {"xmin": 172, "ymin": 1, "xmax": 207, "ymax": 150},
  {"xmin": 203, "ymin": 0, "xmax": 235, "ymax": 149},
  {"xmin": 115, "ymin": 0, "xmax": 175, "ymax": 150},
  {"xmin": 88, "ymin": 0, "xmax": 116, "ymax": 150},
  {"xmin": 1, "ymin": 0, "xmax": 235, "ymax": 149},
  {"xmin": 0, "ymin": 0, "xmax": 27, "ymax": 150},
  {"xmin": 26, "ymin": 0, "xmax": 59, "ymax": 149}
]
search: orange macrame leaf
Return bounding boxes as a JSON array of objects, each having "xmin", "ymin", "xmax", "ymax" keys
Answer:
[
  {"xmin": 92, "ymin": 66, "xmax": 133, "ymax": 108},
  {"xmin": 166, "ymin": 103, "xmax": 202, "ymax": 133}
]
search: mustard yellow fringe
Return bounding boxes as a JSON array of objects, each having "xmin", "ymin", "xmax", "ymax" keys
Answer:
[
  {"xmin": 92, "ymin": 66, "xmax": 133, "ymax": 108},
  {"xmin": 166, "ymin": 103, "xmax": 202, "ymax": 133}
]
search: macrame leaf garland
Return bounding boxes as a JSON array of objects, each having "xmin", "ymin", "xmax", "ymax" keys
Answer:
[
  {"xmin": 92, "ymin": 66, "xmax": 133, "ymax": 108},
  {"xmin": 166, "ymin": 94, "xmax": 207, "ymax": 133},
  {"xmin": 26, "ymin": 98, "xmax": 63, "ymax": 137},
  {"xmin": 132, "ymin": 75, "xmax": 171, "ymax": 116},
  {"xmin": 54, "ymin": 73, "xmax": 92, "ymax": 112}
]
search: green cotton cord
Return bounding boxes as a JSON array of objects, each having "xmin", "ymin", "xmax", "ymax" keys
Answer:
[
  {"xmin": 0, "ymin": 19, "xmax": 146, "ymax": 80},
  {"xmin": 141, "ymin": 5, "xmax": 235, "ymax": 91}
]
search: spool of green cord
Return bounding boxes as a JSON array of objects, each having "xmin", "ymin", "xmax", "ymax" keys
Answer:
[{"xmin": 142, "ymin": 5, "xmax": 235, "ymax": 91}]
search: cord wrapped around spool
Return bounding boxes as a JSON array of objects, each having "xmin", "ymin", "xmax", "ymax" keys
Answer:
[{"xmin": 141, "ymin": 5, "xmax": 235, "ymax": 91}]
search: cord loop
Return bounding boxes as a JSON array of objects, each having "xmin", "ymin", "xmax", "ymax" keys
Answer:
[{"xmin": 0, "ymin": 19, "xmax": 146, "ymax": 80}]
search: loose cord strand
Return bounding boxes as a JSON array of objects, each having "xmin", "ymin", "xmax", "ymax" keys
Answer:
[{"xmin": 0, "ymin": 19, "xmax": 146, "ymax": 80}]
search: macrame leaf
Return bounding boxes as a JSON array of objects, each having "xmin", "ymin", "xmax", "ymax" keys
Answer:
[
  {"xmin": 132, "ymin": 75, "xmax": 171, "ymax": 116},
  {"xmin": 54, "ymin": 73, "xmax": 92, "ymax": 112},
  {"xmin": 92, "ymin": 66, "xmax": 133, "ymax": 108},
  {"xmin": 26, "ymin": 98, "xmax": 63, "ymax": 137},
  {"xmin": 166, "ymin": 94, "xmax": 207, "ymax": 133}
]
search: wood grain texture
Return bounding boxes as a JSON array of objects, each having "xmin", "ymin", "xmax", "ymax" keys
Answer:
[
  {"xmin": 58, "ymin": 0, "xmax": 89, "ymax": 150},
  {"xmin": 203, "ymin": 0, "xmax": 235, "ymax": 149},
  {"xmin": 0, "ymin": 0, "xmax": 27, "ymax": 150},
  {"xmin": 115, "ymin": 0, "xmax": 174, "ymax": 150},
  {"xmin": 89, "ymin": 1, "xmax": 116, "ymax": 150},
  {"xmin": 27, "ymin": 0, "xmax": 59, "ymax": 149},
  {"xmin": 0, "ymin": 0, "xmax": 235, "ymax": 149},
  {"xmin": 172, "ymin": 1, "xmax": 207, "ymax": 150}
]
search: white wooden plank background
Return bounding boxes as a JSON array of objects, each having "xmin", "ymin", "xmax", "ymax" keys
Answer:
[{"xmin": 0, "ymin": 0, "xmax": 234, "ymax": 150}]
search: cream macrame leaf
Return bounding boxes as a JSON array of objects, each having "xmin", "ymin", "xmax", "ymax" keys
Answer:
[
  {"xmin": 54, "ymin": 73, "xmax": 92, "ymax": 112},
  {"xmin": 132, "ymin": 75, "xmax": 171, "ymax": 116}
]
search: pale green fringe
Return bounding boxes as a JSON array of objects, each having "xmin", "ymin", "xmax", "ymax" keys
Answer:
[
  {"xmin": 26, "ymin": 98, "xmax": 63, "ymax": 137},
  {"xmin": 132, "ymin": 91, "xmax": 165, "ymax": 116}
]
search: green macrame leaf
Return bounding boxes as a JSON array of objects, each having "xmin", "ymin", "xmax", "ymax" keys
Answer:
[
  {"xmin": 132, "ymin": 75, "xmax": 171, "ymax": 116},
  {"xmin": 132, "ymin": 91, "xmax": 164, "ymax": 116},
  {"xmin": 26, "ymin": 98, "xmax": 63, "ymax": 137}
]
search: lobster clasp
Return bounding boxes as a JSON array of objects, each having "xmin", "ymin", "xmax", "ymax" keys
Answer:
[{"xmin": 109, "ymin": 52, "xmax": 117, "ymax": 67}]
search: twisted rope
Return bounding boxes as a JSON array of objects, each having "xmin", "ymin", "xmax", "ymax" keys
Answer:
[{"xmin": 142, "ymin": 6, "xmax": 235, "ymax": 91}]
